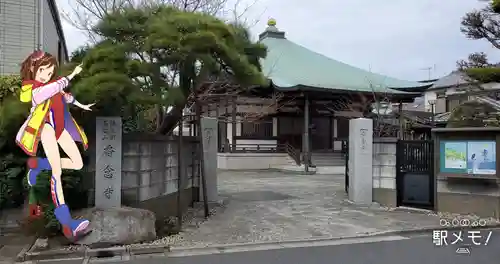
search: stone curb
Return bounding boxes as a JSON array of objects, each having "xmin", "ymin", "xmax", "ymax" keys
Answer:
[
  {"xmin": 128, "ymin": 245, "xmax": 170, "ymax": 255},
  {"xmin": 377, "ymin": 222, "xmax": 500, "ymax": 237},
  {"xmin": 168, "ymin": 223, "xmax": 500, "ymax": 253},
  {"xmin": 19, "ymin": 244, "xmax": 171, "ymax": 261},
  {"xmin": 16, "ymin": 223, "xmax": 500, "ymax": 261},
  {"xmin": 15, "ymin": 237, "xmax": 36, "ymax": 262},
  {"xmin": 85, "ymin": 246, "xmax": 127, "ymax": 258},
  {"xmin": 23, "ymin": 248, "xmax": 86, "ymax": 261}
]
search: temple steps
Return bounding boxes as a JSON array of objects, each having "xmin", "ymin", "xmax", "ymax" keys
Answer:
[
  {"xmin": 310, "ymin": 152, "xmax": 345, "ymax": 167},
  {"xmin": 272, "ymin": 152, "xmax": 346, "ymax": 174}
]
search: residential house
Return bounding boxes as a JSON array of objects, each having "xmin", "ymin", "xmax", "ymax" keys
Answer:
[
  {"xmin": 0, "ymin": 0, "xmax": 68, "ymax": 75},
  {"xmin": 422, "ymin": 71, "xmax": 500, "ymax": 125}
]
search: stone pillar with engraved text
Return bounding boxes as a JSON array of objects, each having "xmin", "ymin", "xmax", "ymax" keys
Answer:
[{"xmin": 95, "ymin": 117, "xmax": 122, "ymax": 208}]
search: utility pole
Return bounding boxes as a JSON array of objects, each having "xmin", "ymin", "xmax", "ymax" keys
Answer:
[
  {"xmin": 420, "ymin": 67, "xmax": 432, "ymax": 80},
  {"xmin": 420, "ymin": 65, "xmax": 436, "ymax": 80}
]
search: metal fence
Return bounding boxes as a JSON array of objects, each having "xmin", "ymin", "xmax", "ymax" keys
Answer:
[
  {"xmin": 343, "ymin": 140, "xmax": 349, "ymax": 193},
  {"xmin": 395, "ymin": 140, "xmax": 434, "ymax": 209}
]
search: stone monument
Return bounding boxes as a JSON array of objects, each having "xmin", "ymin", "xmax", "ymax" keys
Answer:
[
  {"xmin": 348, "ymin": 118, "xmax": 373, "ymax": 204},
  {"xmin": 75, "ymin": 117, "xmax": 156, "ymax": 246},
  {"xmin": 95, "ymin": 117, "xmax": 122, "ymax": 208},
  {"xmin": 200, "ymin": 117, "xmax": 218, "ymax": 202}
]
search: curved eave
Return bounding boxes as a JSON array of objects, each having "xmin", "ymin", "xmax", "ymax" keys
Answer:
[
  {"xmin": 426, "ymin": 83, "xmax": 468, "ymax": 91},
  {"xmin": 270, "ymin": 80, "xmax": 421, "ymax": 97},
  {"xmin": 390, "ymin": 83, "xmax": 433, "ymax": 92},
  {"xmin": 47, "ymin": 0, "xmax": 69, "ymax": 61}
]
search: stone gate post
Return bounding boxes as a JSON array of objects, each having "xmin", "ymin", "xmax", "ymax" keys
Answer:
[{"xmin": 348, "ymin": 118, "xmax": 373, "ymax": 204}]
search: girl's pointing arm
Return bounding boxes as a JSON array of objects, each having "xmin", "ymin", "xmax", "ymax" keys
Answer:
[{"xmin": 31, "ymin": 77, "xmax": 69, "ymax": 105}]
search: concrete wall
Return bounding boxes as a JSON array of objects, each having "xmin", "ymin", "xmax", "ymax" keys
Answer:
[
  {"xmin": 436, "ymin": 177, "xmax": 500, "ymax": 218},
  {"xmin": 372, "ymin": 138, "xmax": 398, "ymax": 207},
  {"xmin": 218, "ymin": 153, "xmax": 293, "ymax": 170},
  {"xmin": 85, "ymin": 134, "xmax": 201, "ymax": 219}
]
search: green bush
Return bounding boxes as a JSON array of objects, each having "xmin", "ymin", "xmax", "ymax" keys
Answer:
[
  {"xmin": 465, "ymin": 67, "xmax": 500, "ymax": 83},
  {"xmin": 0, "ymin": 75, "xmax": 28, "ymax": 209},
  {"xmin": 493, "ymin": 0, "xmax": 500, "ymax": 13},
  {"xmin": 447, "ymin": 100, "xmax": 500, "ymax": 128}
]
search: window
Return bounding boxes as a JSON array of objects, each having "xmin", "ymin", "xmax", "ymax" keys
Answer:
[{"xmin": 240, "ymin": 119, "xmax": 273, "ymax": 138}]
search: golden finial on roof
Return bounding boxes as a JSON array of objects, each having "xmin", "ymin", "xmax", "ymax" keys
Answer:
[{"xmin": 267, "ymin": 18, "xmax": 276, "ymax": 27}]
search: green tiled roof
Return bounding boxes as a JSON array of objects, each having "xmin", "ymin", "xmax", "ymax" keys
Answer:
[{"xmin": 259, "ymin": 24, "xmax": 429, "ymax": 94}]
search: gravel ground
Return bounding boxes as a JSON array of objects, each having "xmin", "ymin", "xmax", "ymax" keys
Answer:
[
  {"xmin": 132, "ymin": 171, "xmax": 499, "ymax": 248},
  {"xmin": 45, "ymin": 170, "xmax": 500, "ymax": 252}
]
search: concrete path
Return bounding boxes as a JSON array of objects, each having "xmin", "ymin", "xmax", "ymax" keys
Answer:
[
  {"xmin": 167, "ymin": 171, "xmax": 488, "ymax": 248},
  {"xmin": 7, "ymin": 170, "xmax": 500, "ymax": 263}
]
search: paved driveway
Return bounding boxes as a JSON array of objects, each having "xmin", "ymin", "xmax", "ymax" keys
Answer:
[{"xmin": 169, "ymin": 171, "xmax": 448, "ymax": 248}]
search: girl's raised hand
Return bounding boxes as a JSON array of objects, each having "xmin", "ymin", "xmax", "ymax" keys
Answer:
[
  {"xmin": 72, "ymin": 64, "xmax": 83, "ymax": 75},
  {"xmin": 80, "ymin": 103, "xmax": 94, "ymax": 111}
]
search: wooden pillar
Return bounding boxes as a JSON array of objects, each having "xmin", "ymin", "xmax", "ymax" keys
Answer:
[
  {"xmin": 176, "ymin": 110, "xmax": 183, "ymax": 229},
  {"xmin": 398, "ymin": 101, "xmax": 403, "ymax": 139},
  {"xmin": 231, "ymin": 96, "xmax": 237, "ymax": 152},
  {"xmin": 328, "ymin": 116, "xmax": 333, "ymax": 150},
  {"xmin": 215, "ymin": 98, "xmax": 220, "ymax": 151},
  {"xmin": 303, "ymin": 94, "xmax": 310, "ymax": 173},
  {"xmin": 224, "ymin": 96, "xmax": 229, "ymax": 152}
]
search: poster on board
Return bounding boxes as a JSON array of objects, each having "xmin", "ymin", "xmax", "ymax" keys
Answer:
[
  {"xmin": 441, "ymin": 141, "xmax": 467, "ymax": 173},
  {"xmin": 467, "ymin": 141, "xmax": 496, "ymax": 175},
  {"xmin": 440, "ymin": 140, "xmax": 496, "ymax": 175}
]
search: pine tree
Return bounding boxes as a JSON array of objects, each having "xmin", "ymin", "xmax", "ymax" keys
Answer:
[{"xmin": 72, "ymin": 5, "xmax": 267, "ymax": 133}]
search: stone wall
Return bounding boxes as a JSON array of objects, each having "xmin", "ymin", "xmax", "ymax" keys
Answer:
[
  {"xmin": 372, "ymin": 138, "xmax": 397, "ymax": 207},
  {"xmin": 84, "ymin": 134, "xmax": 200, "ymax": 219},
  {"xmin": 436, "ymin": 177, "xmax": 500, "ymax": 218}
]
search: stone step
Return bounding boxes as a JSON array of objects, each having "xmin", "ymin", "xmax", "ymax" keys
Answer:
[
  {"xmin": 311, "ymin": 155, "xmax": 345, "ymax": 166},
  {"xmin": 312, "ymin": 157, "xmax": 345, "ymax": 161}
]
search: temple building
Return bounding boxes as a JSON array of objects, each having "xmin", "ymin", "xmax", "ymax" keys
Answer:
[{"xmin": 198, "ymin": 19, "xmax": 432, "ymax": 172}]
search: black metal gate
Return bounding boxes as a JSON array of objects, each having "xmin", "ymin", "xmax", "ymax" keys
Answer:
[{"xmin": 396, "ymin": 140, "xmax": 435, "ymax": 209}]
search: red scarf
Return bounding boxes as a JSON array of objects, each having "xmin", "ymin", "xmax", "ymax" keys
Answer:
[{"xmin": 23, "ymin": 80, "xmax": 65, "ymax": 138}]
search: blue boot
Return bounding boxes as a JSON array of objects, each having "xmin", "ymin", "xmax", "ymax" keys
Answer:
[
  {"xmin": 54, "ymin": 204, "xmax": 91, "ymax": 242},
  {"xmin": 26, "ymin": 158, "xmax": 51, "ymax": 186}
]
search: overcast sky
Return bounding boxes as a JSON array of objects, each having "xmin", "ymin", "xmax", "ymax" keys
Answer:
[{"xmin": 58, "ymin": 0, "xmax": 499, "ymax": 81}]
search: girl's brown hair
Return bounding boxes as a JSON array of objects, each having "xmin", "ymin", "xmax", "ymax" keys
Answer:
[{"xmin": 20, "ymin": 50, "xmax": 58, "ymax": 81}]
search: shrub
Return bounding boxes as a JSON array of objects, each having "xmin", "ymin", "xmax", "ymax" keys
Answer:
[
  {"xmin": 447, "ymin": 100, "xmax": 500, "ymax": 128},
  {"xmin": 465, "ymin": 67, "xmax": 500, "ymax": 83}
]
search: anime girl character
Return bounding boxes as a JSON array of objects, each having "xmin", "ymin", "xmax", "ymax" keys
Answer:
[{"xmin": 16, "ymin": 50, "xmax": 94, "ymax": 242}]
